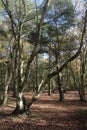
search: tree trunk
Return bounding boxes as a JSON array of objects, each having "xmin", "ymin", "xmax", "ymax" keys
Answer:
[
  {"xmin": 48, "ymin": 80, "xmax": 51, "ymax": 96},
  {"xmin": 2, "ymin": 85, "xmax": 8, "ymax": 105},
  {"xmin": 11, "ymin": 91, "xmax": 28, "ymax": 115},
  {"xmin": 69, "ymin": 64, "xmax": 85, "ymax": 102},
  {"xmin": 79, "ymin": 74, "xmax": 85, "ymax": 101},
  {"xmin": 79, "ymin": 93, "xmax": 85, "ymax": 101},
  {"xmin": 48, "ymin": 47, "xmax": 51, "ymax": 96},
  {"xmin": 35, "ymin": 55, "xmax": 38, "ymax": 91},
  {"xmin": 56, "ymin": 55, "xmax": 64, "ymax": 101},
  {"xmin": 2, "ymin": 74, "xmax": 12, "ymax": 105},
  {"xmin": 13, "ymin": 84, "xmax": 18, "ymax": 98},
  {"xmin": 58, "ymin": 83, "xmax": 64, "ymax": 101},
  {"xmin": 12, "ymin": 43, "xmax": 18, "ymax": 97},
  {"xmin": 57, "ymin": 71, "xmax": 64, "ymax": 101},
  {"xmin": 79, "ymin": 53, "xmax": 85, "ymax": 101},
  {"xmin": 55, "ymin": 47, "xmax": 64, "ymax": 101}
]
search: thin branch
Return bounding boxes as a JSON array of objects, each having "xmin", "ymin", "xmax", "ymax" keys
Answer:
[
  {"xmin": 22, "ymin": 0, "xmax": 26, "ymax": 15},
  {"xmin": 35, "ymin": 0, "xmax": 39, "ymax": 25},
  {"xmin": 1, "ymin": 0, "xmax": 17, "ymax": 40},
  {"xmin": 38, "ymin": 0, "xmax": 49, "ymax": 31}
]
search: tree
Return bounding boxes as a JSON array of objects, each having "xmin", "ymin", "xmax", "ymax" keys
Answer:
[
  {"xmin": 27, "ymin": 9, "xmax": 87, "ymax": 106},
  {"xmin": 0, "ymin": 0, "xmax": 50, "ymax": 114},
  {"xmin": 41, "ymin": 0, "xmax": 75, "ymax": 101}
]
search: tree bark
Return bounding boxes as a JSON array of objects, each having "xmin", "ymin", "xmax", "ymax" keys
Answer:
[
  {"xmin": 2, "ymin": 72, "xmax": 12, "ymax": 105},
  {"xmin": 57, "ymin": 70, "xmax": 64, "ymax": 101},
  {"xmin": 48, "ymin": 47, "xmax": 51, "ymax": 96},
  {"xmin": 35, "ymin": 55, "xmax": 38, "ymax": 91},
  {"xmin": 11, "ymin": 91, "xmax": 28, "ymax": 115},
  {"xmin": 13, "ymin": 84, "xmax": 18, "ymax": 98}
]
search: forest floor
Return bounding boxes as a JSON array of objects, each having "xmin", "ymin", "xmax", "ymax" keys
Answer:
[{"xmin": 0, "ymin": 91, "xmax": 87, "ymax": 130}]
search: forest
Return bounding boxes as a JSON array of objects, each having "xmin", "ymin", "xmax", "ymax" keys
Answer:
[{"xmin": 0, "ymin": 0, "xmax": 87, "ymax": 129}]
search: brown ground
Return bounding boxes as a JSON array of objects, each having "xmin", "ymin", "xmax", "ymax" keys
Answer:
[{"xmin": 0, "ymin": 91, "xmax": 87, "ymax": 130}]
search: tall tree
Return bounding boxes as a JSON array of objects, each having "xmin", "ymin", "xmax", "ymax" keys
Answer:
[
  {"xmin": 27, "ymin": 9, "xmax": 87, "ymax": 107},
  {"xmin": 1, "ymin": 0, "xmax": 50, "ymax": 114}
]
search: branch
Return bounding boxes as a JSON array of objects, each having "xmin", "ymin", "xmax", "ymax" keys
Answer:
[
  {"xmin": 22, "ymin": 0, "xmax": 50, "ymax": 87},
  {"xmin": 1, "ymin": 0, "xmax": 16, "ymax": 40},
  {"xmin": 38, "ymin": 0, "xmax": 50, "ymax": 31}
]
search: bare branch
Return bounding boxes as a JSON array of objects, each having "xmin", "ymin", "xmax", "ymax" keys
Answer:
[{"xmin": 1, "ymin": 0, "xmax": 17, "ymax": 40}]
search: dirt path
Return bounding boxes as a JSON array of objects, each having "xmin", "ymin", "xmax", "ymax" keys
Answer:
[{"xmin": 0, "ymin": 91, "xmax": 87, "ymax": 130}]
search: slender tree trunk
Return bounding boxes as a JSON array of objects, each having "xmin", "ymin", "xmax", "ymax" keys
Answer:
[
  {"xmin": 2, "ymin": 85, "xmax": 9, "ymax": 105},
  {"xmin": 13, "ymin": 83, "xmax": 18, "ymax": 97},
  {"xmin": 2, "ymin": 72, "xmax": 12, "ymax": 105},
  {"xmin": 48, "ymin": 80, "xmax": 51, "ymax": 96},
  {"xmin": 69, "ymin": 58, "xmax": 85, "ymax": 102},
  {"xmin": 2, "ymin": 65, "xmax": 9, "ymax": 105},
  {"xmin": 79, "ymin": 57, "xmax": 85, "ymax": 101},
  {"xmin": 35, "ymin": 55, "xmax": 38, "ymax": 91},
  {"xmin": 12, "ymin": 43, "xmax": 18, "ymax": 97},
  {"xmin": 48, "ymin": 47, "xmax": 51, "ymax": 96},
  {"xmin": 57, "ymin": 67, "xmax": 64, "ymax": 101}
]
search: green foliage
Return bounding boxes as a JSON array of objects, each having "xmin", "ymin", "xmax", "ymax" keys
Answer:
[
  {"xmin": 47, "ymin": 0, "xmax": 75, "ymax": 26},
  {"xmin": 27, "ymin": 25, "xmax": 50, "ymax": 45}
]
